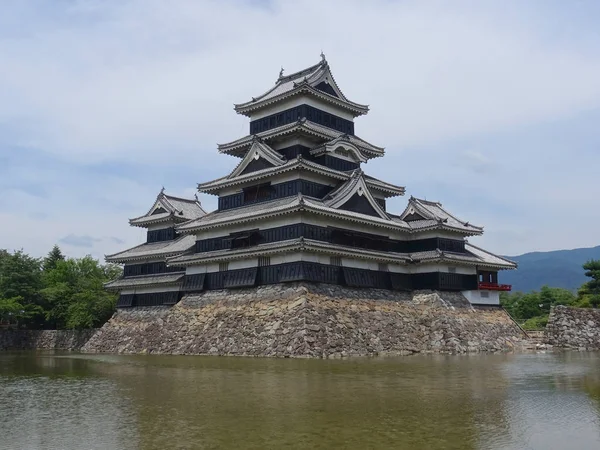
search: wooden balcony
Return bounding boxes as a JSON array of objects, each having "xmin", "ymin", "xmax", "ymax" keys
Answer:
[{"xmin": 479, "ymin": 282, "xmax": 512, "ymax": 291}]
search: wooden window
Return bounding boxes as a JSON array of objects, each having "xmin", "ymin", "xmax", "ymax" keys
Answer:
[
  {"xmin": 330, "ymin": 256, "xmax": 342, "ymax": 267},
  {"xmin": 258, "ymin": 256, "xmax": 271, "ymax": 267},
  {"xmin": 219, "ymin": 262, "xmax": 229, "ymax": 272}
]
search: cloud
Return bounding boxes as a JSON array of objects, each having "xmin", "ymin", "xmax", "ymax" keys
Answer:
[
  {"xmin": 2, "ymin": 1, "xmax": 600, "ymax": 163},
  {"xmin": 0, "ymin": 0, "xmax": 600, "ymax": 258},
  {"xmin": 59, "ymin": 234, "xmax": 102, "ymax": 248}
]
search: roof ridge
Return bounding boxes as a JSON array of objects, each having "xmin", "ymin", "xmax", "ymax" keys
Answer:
[
  {"xmin": 163, "ymin": 193, "xmax": 202, "ymax": 204},
  {"xmin": 411, "ymin": 196, "xmax": 442, "ymax": 206},
  {"xmin": 277, "ymin": 59, "xmax": 324, "ymax": 83}
]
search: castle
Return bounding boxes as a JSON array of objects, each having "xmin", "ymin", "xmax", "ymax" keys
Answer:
[{"xmin": 105, "ymin": 55, "xmax": 516, "ymax": 307}]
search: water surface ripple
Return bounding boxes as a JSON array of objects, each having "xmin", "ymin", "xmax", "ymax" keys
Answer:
[{"xmin": 1, "ymin": 352, "xmax": 599, "ymax": 449}]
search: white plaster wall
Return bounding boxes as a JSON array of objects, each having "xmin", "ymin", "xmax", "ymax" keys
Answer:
[
  {"xmin": 405, "ymin": 230, "xmax": 467, "ymax": 240},
  {"xmin": 409, "ymin": 264, "xmax": 476, "ymax": 275},
  {"xmin": 249, "ymin": 96, "xmax": 356, "ymax": 121},
  {"xmin": 147, "ymin": 221, "xmax": 175, "ymax": 231},
  {"xmin": 270, "ymin": 135, "xmax": 318, "ymax": 150},
  {"xmin": 462, "ymin": 290, "xmax": 500, "ymax": 306},
  {"xmin": 120, "ymin": 285, "xmax": 180, "ymax": 295}
]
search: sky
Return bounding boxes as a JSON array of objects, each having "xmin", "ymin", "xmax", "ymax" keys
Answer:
[{"xmin": 1, "ymin": 0, "xmax": 600, "ymax": 260}]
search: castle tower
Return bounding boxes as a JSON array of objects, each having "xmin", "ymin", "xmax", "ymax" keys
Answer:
[
  {"xmin": 105, "ymin": 190, "xmax": 206, "ymax": 307},
  {"xmin": 158, "ymin": 55, "xmax": 516, "ymax": 305}
]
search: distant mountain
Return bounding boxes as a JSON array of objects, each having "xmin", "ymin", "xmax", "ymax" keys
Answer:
[{"xmin": 500, "ymin": 245, "xmax": 600, "ymax": 293}]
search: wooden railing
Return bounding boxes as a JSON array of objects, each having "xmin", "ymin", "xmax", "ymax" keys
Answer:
[{"xmin": 479, "ymin": 282, "xmax": 512, "ymax": 291}]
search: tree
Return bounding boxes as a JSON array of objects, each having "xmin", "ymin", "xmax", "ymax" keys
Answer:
[
  {"xmin": 0, "ymin": 250, "xmax": 46, "ymax": 328},
  {"xmin": 501, "ymin": 286, "xmax": 576, "ymax": 328},
  {"xmin": 41, "ymin": 256, "xmax": 121, "ymax": 329},
  {"xmin": 578, "ymin": 260, "xmax": 600, "ymax": 308},
  {"xmin": 43, "ymin": 245, "xmax": 65, "ymax": 272}
]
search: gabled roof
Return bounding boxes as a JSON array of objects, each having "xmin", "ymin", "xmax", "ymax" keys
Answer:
[
  {"xmin": 218, "ymin": 118, "xmax": 384, "ymax": 159},
  {"xmin": 105, "ymin": 235, "xmax": 197, "ymax": 263},
  {"xmin": 398, "ymin": 197, "xmax": 483, "ymax": 235},
  {"xmin": 129, "ymin": 189, "xmax": 207, "ymax": 227},
  {"xmin": 323, "ymin": 170, "xmax": 389, "ymax": 220},
  {"xmin": 197, "ymin": 156, "xmax": 404, "ymax": 198},
  {"xmin": 228, "ymin": 138, "xmax": 285, "ymax": 179},
  {"xmin": 234, "ymin": 55, "xmax": 369, "ymax": 117},
  {"xmin": 104, "ymin": 273, "xmax": 185, "ymax": 291}
]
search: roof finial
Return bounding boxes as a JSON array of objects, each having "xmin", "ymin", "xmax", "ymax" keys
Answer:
[
  {"xmin": 279, "ymin": 66, "xmax": 284, "ymax": 78},
  {"xmin": 160, "ymin": 186, "xmax": 165, "ymax": 195},
  {"xmin": 194, "ymin": 193, "xmax": 199, "ymax": 202},
  {"xmin": 320, "ymin": 50, "xmax": 326, "ymax": 63}
]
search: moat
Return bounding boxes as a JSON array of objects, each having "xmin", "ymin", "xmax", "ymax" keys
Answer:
[{"xmin": 1, "ymin": 351, "xmax": 600, "ymax": 449}]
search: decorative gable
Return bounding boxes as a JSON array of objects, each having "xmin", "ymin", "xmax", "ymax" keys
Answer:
[
  {"xmin": 311, "ymin": 135, "xmax": 367, "ymax": 163},
  {"xmin": 228, "ymin": 139, "xmax": 285, "ymax": 179},
  {"xmin": 151, "ymin": 206, "xmax": 167, "ymax": 215},
  {"xmin": 314, "ymin": 80, "xmax": 339, "ymax": 98},
  {"xmin": 324, "ymin": 170, "xmax": 389, "ymax": 220}
]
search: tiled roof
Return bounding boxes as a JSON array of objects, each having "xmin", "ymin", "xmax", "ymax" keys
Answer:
[
  {"xmin": 198, "ymin": 157, "xmax": 347, "ymax": 193},
  {"xmin": 105, "ymin": 235, "xmax": 197, "ymax": 263},
  {"xmin": 168, "ymin": 239, "xmax": 305, "ymax": 266},
  {"xmin": 363, "ymin": 175, "xmax": 405, "ymax": 196},
  {"xmin": 169, "ymin": 238, "xmax": 414, "ymax": 266},
  {"xmin": 104, "ymin": 273, "xmax": 184, "ymax": 290},
  {"xmin": 464, "ymin": 243, "xmax": 517, "ymax": 269},
  {"xmin": 177, "ymin": 196, "xmax": 302, "ymax": 232},
  {"xmin": 233, "ymin": 57, "xmax": 368, "ymax": 116},
  {"xmin": 178, "ymin": 191, "xmax": 482, "ymax": 236},
  {"xmin": 168, "ymin": 237, "xmax": 515, "ymax": 270},
  {"xmin": 218, "ymin": 119, "xmax": 384, "ymax": 159},
  {"xmin": 407, "ymin": 244, "xmax": 516, "ymax": 269},
  {"xmin": 198, "ymin": 158, "xmax": 404, "ymax": 197},
  {"xmin": 129, "ymin": 190, "xmax": 207, "ymax": 227},
  {"xmin": 398, "ymin": 197, "xmax": 483, "ymax": 235}
]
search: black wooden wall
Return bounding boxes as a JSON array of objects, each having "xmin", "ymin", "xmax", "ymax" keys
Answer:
[
  {"xmin": 217, "ymin": 179, "xmax": 333, "ymax": 211},
  {"xmin": 147, "ymin": 227, "xmax": 176, "ymax": 243},
  {"xmin": 249, "ymin": 104, "xmax": 354, "ymax": 135},
  {"xmin": 195, "ymin": 223, "xmax": 468, "ymax": 255}
]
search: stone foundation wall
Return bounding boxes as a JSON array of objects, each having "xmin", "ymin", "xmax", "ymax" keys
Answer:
[
  {"xmin": 0, "ymin": 329, "xmax": 98, "ymax": 351},
  {"xmin": 545, "ymin": 306, "xmax": 600, "ymax": 350},
  {"xmin": 83, "ymin": 283, "xmax": 525, "ymax": 357}
]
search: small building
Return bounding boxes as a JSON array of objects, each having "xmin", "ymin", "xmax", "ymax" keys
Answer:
[
  {"xmin": 104, "ymin": 189, "xmax": 206, "ymax": 307},
  {"xmin": 107, "ymin": 55, "xmax": 515, "ymax": 307}
]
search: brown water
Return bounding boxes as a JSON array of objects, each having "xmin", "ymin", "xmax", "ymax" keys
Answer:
[{"xmin": 1, "ymin": 352, "xmax": 600, "ymax": 450}]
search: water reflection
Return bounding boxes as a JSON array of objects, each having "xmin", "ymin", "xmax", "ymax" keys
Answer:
[{"xmin": 1, "ymin": 352, "xmax": 600, "ymax": 450}]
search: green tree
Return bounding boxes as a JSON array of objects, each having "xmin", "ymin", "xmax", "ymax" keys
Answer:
[
  {"xmin": 578, "ymin": 260, "xmax": 600, "ymax": 308},
  {"xmin": 501, "ymin": 286, "xmax": 576, "ymax": 327},
  {"xmin": 0, "ymin": 250, "xmax": 46, "ymax": 328},
  {"xmin": 42, "ymin": 245, "xmax": 65, "ymax": 272},
  {"xmin": 42, "ymin": 256, "xmax": 121, "ymax": 329}
]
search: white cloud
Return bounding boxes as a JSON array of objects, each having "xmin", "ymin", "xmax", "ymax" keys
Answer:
[
  {"xmin": 1, "ymin": 0, "xmax": 600, "ymax": 257},
  {"xmin": 1, "ymin": 0, "xmax": 600, "ymax": 163}
]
